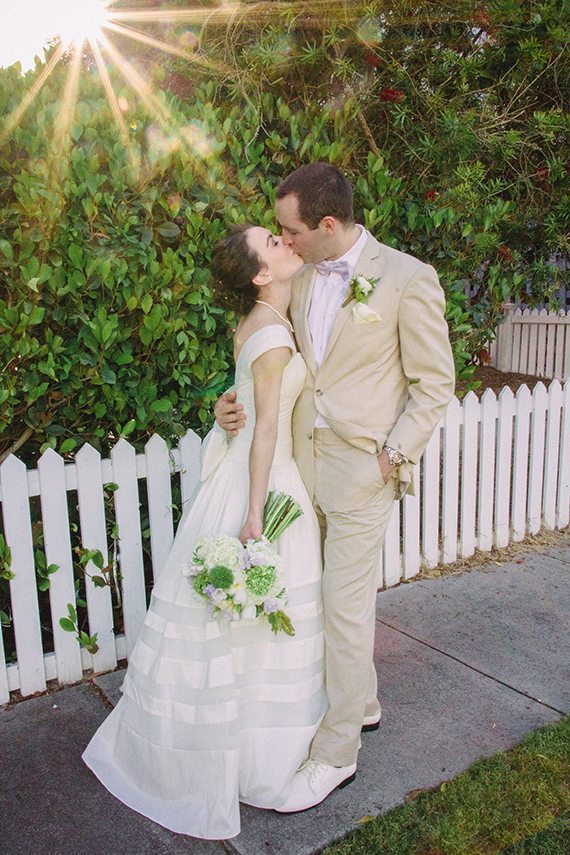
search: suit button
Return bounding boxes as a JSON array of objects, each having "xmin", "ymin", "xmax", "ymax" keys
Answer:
[
  {"xmin": 315, "ymin": 389, "xmax": 323, "ymax": 396},
  {"xmin": 308, "ymin": 433, "xmax": 313, "ymax": 440}
]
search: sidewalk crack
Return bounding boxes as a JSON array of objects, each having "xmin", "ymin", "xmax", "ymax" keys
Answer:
[{"xmin": 377, "ymin": 619, "xmax": 565, "ymax": 716}]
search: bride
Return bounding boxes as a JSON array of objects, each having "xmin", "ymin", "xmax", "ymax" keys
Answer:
[{"xmin": 82, "ymin": 224, "xmax": 327, "ymax": 840}]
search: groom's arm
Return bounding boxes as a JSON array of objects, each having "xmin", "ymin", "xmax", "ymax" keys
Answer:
[
  {"xmin": 214, "ymin": 390, "xmax": 247, "ymax": 437},
  {"xmin": 385, "ymin": 264, "xmax": 455, "ymax": 462}
]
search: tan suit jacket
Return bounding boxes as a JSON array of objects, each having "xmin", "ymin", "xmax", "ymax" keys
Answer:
[{"xmin": 290, "ymin": 232, "xmax": 455, "ymax": 500}]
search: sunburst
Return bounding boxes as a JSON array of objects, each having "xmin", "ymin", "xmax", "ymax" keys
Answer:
[{"xmin": 0, "ymin": 0, "xmax": 246, "ymax": 176}]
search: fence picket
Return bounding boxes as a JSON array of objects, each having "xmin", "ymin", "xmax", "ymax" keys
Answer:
[
  {"xmin": 495, "ymin": 387, "xmax": 515, "ymax": 548},
  {"xmin": 178, "ymin": 429, "xmax": 202, "ymax": 509},
  {"xmin": 460, "ymin": 392, "xmax": 479, "ymax": 558},
  {"xmin": 111, "ymin": 440, "xmax": 147, "ymax": 658},
  {"xmin": 535, "ymin": 309, "xmax": 548, "ymax": 377},
  {"xmin": 442, "ymin": 397, "xmax": 461, "ymax": 564},
  {"xmin": 402, "ymin": 463, "xmax": 420, "ymax": 579},
  {"xmin": 422, "ymin": 426, "xmax": 441, "ymax": 568},
  {"xmin": 0, "ymin": 456, "xmax": 46, "ymax": 696},
  {"xmin": 38, "ymin": 450, "xmax": 83, "ymax": 685},
  {"xmin": 477, "ymin": 390, "xmax": 498, "ymax": 551},
  {"xmin": 527, "ymin": 310, "xmax": 539, "ymax": 375},
  {"xmin": 511, "ymin": 312, "xmax": 522, "ymax": 373},
  {"xmin": 545, "ymin": 322, "xmax": 556, "ymax": 377},
  {"xmin": 512, "ymin": 385, "xmax": 532, "ymax": 541},
  {"xmin": 528, "ymin": 383, "xmax": 548, "ymax": 534},
  {"xmin": 543, "ymin": 381, "xmax": 563, "ymax": 529},
  {"xmin": 554, "ymin": 324, "xmax": 566, "ymax": 379},
  {"xmin": 0, "ymin": 625, "xmax": 8, "ymax": 703},
  {"xmin": 557, "ymin": 380, "xmax": 570, "ymax": 529},
  {"xmin": 75, "ymin": 444, "xmax": 117, "ymax": 673},
  {"xmin": 519, "ymin": 311, "xmax": 530, "ymax": 373},
  {"xmin": 145, "ymin": 434, "xmax": 175, "ymax": 583}
]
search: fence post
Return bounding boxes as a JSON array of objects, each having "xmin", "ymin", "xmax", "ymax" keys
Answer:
[{"xmin": 496, "ymin": 302, "xmax": 516, "ymax": 372}]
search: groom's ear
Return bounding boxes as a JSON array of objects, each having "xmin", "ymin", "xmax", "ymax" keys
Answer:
[
  {"xmin": 252, "ymin": 267, "xmax": 272, "ymax": 286},
  {"xmin": 319, "ymin": 216, "xmax": 336, "ymax": 234}
]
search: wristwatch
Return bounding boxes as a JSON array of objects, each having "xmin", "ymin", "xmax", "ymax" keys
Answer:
[{"xmin": 384, "ymin": 446, "xmax": 407, "ymax": 467}]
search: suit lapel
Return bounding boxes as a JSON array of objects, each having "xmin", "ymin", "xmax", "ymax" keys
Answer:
[
  {"xmin": 292, "ymin": 265, "xmax": 317, "ymax": 376},
  {"xmin": 321, "ymin": 234, "xmax": 384, "ymax": 363}
]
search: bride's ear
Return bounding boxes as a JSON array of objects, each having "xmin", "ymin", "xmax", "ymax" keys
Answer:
[{"xmin": 252, "ymin": 267, "xmax": 272, "ymax": 287}]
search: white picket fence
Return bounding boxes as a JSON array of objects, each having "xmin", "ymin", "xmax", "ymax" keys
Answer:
[
  {"xmin": 491, "ymin": 305, "xmax": 570, "ymax": 379},
  {"xmin": 1, "ymin": 381, "xmax": 569, "ymax": 703}
]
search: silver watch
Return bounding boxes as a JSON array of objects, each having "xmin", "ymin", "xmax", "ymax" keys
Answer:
[{"xmin": 384, "ymin": 446, "xmax": 406, "ymax": 467}]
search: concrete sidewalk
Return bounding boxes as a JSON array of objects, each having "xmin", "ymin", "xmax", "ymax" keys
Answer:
[{"xmin": 2, "ymin": 540, "xmax": 568, "ymax": 855}]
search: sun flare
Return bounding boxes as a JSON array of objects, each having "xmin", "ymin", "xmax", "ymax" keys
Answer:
[{"xmin": 53, "ymin": 0, "xmax": 111, "ymax": 49}]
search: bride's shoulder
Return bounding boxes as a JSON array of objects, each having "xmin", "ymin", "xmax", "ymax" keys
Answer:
[{"xmin": 235, "ymin": 324, "xmax": 295, "ymax": 365}]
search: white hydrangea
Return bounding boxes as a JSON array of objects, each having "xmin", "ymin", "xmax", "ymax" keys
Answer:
[{"xmin": 200, "ymin": 535, "xmax": 246, "ymax": 573}]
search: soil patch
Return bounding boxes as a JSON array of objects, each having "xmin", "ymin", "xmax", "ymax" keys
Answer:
[{"xmin": 455, "ymin": 365, "xmax": 555, "ymax": 398}]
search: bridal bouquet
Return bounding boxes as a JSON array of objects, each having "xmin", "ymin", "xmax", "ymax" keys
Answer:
[{"xmin": 182, "ymin": 491, "xmax": 303, "ymax": 636}]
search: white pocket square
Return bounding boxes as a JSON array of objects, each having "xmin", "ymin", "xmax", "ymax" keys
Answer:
[{"xmin": 353, "ymin": 303, "xmax": 382, "ymax": 324}]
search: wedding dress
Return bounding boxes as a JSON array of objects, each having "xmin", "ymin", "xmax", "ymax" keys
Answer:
[{"xmin": 82, "ymin": 325, "xmax": 326, "ymax": 840}]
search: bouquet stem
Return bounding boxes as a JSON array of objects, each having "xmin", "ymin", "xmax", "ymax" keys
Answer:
[{"xmin": 262, "ymin": 491, "xmax": 303, "ymax": 543}]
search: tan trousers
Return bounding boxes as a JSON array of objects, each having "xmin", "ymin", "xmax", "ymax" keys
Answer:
[{"xmin": 309, "ymin": 429, "xmax": 396, "ymax": 768}]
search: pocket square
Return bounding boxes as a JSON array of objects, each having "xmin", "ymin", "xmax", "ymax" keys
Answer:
[{"xmin": 353, "ymin": 303, "xmax": 382, "ymax": 324}]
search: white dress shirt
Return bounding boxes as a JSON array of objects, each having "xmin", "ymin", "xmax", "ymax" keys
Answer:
[{"xmin": 308, "ymin": 225, "xmax": 368, "ymax": 428}]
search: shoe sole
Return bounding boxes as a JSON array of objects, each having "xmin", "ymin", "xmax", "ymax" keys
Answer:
[
  {"xmin": 274, "ymin": 772, "xmax": 356, "ymax": 814},
  {"xmin": 361, "ymin": 720, "xmax": 380, "ymax": 732}
]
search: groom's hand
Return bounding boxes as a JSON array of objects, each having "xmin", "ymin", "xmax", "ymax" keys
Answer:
[
  {"xmin": 214, "ymin": 390, "xmax": 246, "ymax": 437},
  {"xmin": 377, "ymin": 450, "xmax": 397, "ymax": 485}
]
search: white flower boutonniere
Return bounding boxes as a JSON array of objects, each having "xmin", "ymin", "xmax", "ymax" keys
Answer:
[{"xmin": 341, "ymin": 274, "xmax": 379, "ymax": 309}]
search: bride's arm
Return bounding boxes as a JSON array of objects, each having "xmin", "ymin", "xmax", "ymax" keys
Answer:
[{"xmin": 239, "ymin": 346, "xmax": 291, "ymax": 543}]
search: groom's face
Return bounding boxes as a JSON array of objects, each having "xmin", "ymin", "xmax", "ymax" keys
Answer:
[{"xmin": 275, "ymin": 193, "xmax": 328, "ymax": 265}]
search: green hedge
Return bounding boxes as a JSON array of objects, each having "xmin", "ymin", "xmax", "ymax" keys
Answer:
[{"xmin": 0, "ymin": 0, "xmax": 567, "ymax": 464}]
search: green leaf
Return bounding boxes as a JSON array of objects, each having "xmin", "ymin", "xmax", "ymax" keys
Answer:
[
  {"xmin": 91, "ymin": 576, "xmax": 107, "ymax": 588},
  {"xmin": 120, "ymin": 418, "xmax": 136, "ymax": 437},
  {"xmin": 100, "ymin": 366, "xmax": 117, "ymax": 384},
  {"xmin": 59, "ymin": 617, "xmax": 76, "ymax": 633},
  {"xmin": 156, "ymin": 222, "xmax": 181, "ymax": 239}
]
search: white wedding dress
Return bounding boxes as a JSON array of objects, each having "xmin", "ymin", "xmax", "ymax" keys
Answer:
[{"xmin": 83, "ymin": 325, "xmax": 326, "ymax": 840}]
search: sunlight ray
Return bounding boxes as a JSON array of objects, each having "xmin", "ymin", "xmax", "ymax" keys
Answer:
[
  {"xmin": 90, "ymin": 34, "xmax": 139, "ymax": 174},
  {"xmin": 99, "ymin": 36, "xmax": 223, "ymax": 191},
  {"xmin": 48, "ymin": 46, "xmax": 82, "ymax": 191},
  {"xmin": 103, "ymin": 20, "xmax": 225, "ymax": 77},
  {"xmin": 108, "ymin": 6, "xmax": 242, "ymax": 26},
  {"xmin": 0, "ymin": 43, "xmax": 64, "ymax": 146}
]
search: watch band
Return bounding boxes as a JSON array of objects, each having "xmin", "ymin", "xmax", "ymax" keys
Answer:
[{"xmin": 384, "ymin": 446, "xmax": 407, "ymax": 467}]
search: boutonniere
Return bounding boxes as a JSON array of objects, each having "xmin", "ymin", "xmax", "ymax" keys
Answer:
[{"xmin": 341, "ymin": 274, "xmax": 379, "ymax": 308}]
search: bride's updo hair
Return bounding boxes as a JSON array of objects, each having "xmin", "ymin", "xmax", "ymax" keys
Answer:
[{"xmin": 210, "ymin": 224, "xmax": 262, "ymax": 315}]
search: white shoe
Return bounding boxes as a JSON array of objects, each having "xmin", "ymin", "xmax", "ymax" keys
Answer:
[
  {"xmin": 362, "ymin": 707, "xmax": 382, "ymax": 732},
  {"xmin": 275, "ymin": 760, "xmax": 357, "ymax": 813}
]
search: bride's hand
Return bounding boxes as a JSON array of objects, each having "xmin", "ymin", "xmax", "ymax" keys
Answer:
[
  {"xmin": 215, "ymin": 390, "xmax": 246, "ymax": 437},
  {"xmin": 239, "ymin": 512, "xmax": 263, "ymax": 544}
]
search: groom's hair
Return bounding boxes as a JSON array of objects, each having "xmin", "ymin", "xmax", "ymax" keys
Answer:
[{"xmin": 276, "ymin": 163, "xmax": 354, "ymax": 230}]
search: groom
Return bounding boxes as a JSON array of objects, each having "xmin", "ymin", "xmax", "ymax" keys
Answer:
[{"xmin": 215, "ymin": 163, "xmax": 455, "ymax": 811}]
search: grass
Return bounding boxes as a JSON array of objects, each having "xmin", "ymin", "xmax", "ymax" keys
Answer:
[{"xmin": 325, "ymin": 715, "xmax": 569, "ymax": 855}]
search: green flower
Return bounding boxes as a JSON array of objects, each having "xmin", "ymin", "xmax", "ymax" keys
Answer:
[
  {"xmin": 246, "ymin": 565, "xmax": 277, "ymax": 598},
  {"xmin": 208, "ymin": 565, "xmax": 234, "ymax": 589},
  {"xmin": 193, "ymin": 570, "xmax": 209, "ymax": 597}
]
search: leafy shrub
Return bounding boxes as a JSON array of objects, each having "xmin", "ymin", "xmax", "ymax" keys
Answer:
[{"xmin": 0, "ymin": 0, "xmax": 567, "ymax": 464}]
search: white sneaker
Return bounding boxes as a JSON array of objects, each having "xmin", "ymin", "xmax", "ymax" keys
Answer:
[
  {"xmin": 275, "ymin": 760, "xmax": 357, "ymax": 813},
  {"xmin": 362, "ymin": 707, "xmax": 382, "ymax": 732}
]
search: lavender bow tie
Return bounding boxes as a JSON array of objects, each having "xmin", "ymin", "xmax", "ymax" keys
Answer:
[{"xmin": 314, "ymin": 260, "xmax": 351, "ymax": 282}]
